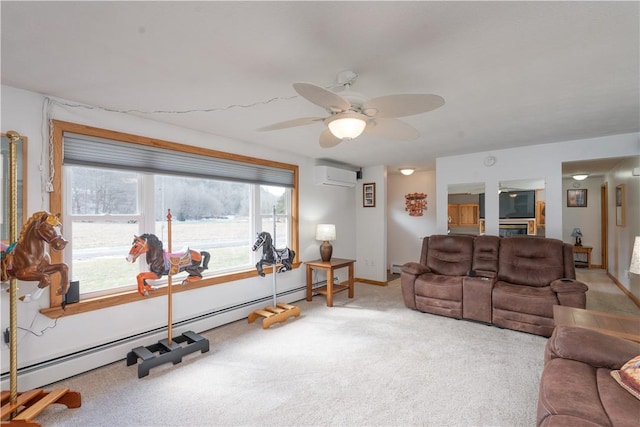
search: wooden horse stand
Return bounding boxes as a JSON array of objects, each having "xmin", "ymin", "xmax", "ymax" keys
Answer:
[
  {"xmin": 126, "ymin": 210, "xmax": 209, "ymax": 378},
  {"xmin": 1, "ymin": 131, "xmax": 81, "ymax": 426},
  {"xmin": 248, "ymin": 207, "xmax": 300, "ymax": 329},
  {"xmin": 1, "ymin": 389, "xmax": 81, "ymax": 427},
  {"xmin": 248, "ymin": 301, "xmax": 301, "ymax": 329}
]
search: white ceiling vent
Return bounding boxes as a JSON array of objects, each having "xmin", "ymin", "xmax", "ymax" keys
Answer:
[{"xmin": 314, "ymin": 166, "xmax": 357, "ymax": 188}]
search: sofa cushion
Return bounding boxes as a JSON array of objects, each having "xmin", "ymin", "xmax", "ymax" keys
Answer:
[
  {"xmin": 610, "ymin": 354, "xmax": 640, "ymax": 400},
  {"xmin": 472, "ymin": 235, "xmax": 500, "ymax": 273},
  {"xmin": 538, "ymin": 358, "xmax": 611, "ymax": 427},
  {"xmin": 426, "ymin": 235, "xmax": 473, "ymax": 276},
  {"xmin": 498, "ymin": 236, "xmax": 565, "ymax": 287},
  {"xmin": 415, "ymin": 273, "xmax": 463, "ymax": 301},
  {"xmin": 493, "ymin": 281, "xmax": 558, "ymax": 317}
]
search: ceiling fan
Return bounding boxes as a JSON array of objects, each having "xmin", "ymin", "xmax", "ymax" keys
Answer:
[{"xmin": 258, "ymin": 71, "xmax": 445, "ymax": 148}]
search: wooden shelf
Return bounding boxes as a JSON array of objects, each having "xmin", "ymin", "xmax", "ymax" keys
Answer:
[{"xmin": 311, "ymin": 284, "xmax": 349, "ymax": 296}]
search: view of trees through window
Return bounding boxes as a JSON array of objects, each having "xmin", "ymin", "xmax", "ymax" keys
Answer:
[{"xmin": 66, "ymin": 166, "xmax": 290, "ymax": 298}]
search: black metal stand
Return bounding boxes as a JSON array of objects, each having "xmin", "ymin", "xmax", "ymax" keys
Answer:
[{"xmin": 126, "ymin": 330, "xmax": 209, "ymax": 378}]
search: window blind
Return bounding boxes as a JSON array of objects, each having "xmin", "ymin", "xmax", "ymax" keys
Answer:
[{"xmin": 63, "ymin": 133, "xmax": 294, "ymax": 187}]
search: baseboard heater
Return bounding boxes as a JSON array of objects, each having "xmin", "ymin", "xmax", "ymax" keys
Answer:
[
  {"xmin": 0, "ymin": 284, "xmax": 308, "ymax": 384},
  {"xmin": 390, "ymin": 264, "xmax": 403, "ymax": 274}
]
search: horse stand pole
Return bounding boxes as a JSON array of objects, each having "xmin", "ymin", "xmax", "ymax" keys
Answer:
[
  {"xmin": 247, "ymin": 206, "xmax": 300, "ymax": 329},
  {"xmin": 126, "ymin": 209, "xmax": 209, "ymax": 378},
  {"xmin": 1, "ymin": 131, "xmax": 81, "ymax": 425},
  {"xmin": 166, "ymin": 210, "xmax": 173, "ymax": 344}
]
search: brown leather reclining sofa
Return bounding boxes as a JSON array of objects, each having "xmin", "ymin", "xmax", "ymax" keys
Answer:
[
  {"xmin": 537, "ymin": 325, "xmax": 640, "ymax": 426},
  {"xmin": 401, "ymin": 234, "xmax": 588, "ymax": 337}
]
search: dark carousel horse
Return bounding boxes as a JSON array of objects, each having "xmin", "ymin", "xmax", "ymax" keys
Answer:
[
  {"xmin": 251, "ymin": 231, "xmax": 295, "ymax": 277},
  {"xmin": 126, "ymin": 233, "xmax": 211, "ymax": 296},
  {"xmin": 1, "ymin": 211, "xmax": 69, "ymax": 303}
]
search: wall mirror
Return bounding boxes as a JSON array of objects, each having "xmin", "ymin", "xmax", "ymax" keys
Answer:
[
  {"xmin": 1, "ymin": 134, "xmax": 27, "ymax": 242},
  {"xmin": 497, "ymin": 178, "xmax": 546, "ymax": 237},
  {"xmin": 447, "ymin": 182, "xmax": 484, "ymax": 235}
]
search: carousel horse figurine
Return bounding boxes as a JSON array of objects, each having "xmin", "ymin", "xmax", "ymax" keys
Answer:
[
  {"xmin": 251, "ymin": 231, "xmax": 295, "ymax": 277},
  {"xmin": 125, "ymin": 233, "xmax": 211, "ymax": 296},
  {"xmin": 1, "ymin": 211, "xmax": 70, "ymax": 303}
]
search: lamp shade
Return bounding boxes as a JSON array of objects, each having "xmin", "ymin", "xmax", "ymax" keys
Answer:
[
  {"xmin": 326, "ymin": 113, "xmax": 367, "ymax": 140},
  {"xmin": 571, "ymin": 228, "xmax": 583, "ymax": 237},
  {"xmin": 630, "ymin": 236, "xmax": 640, "ymax": 275},
  {"xmin": 316, "ymin": 224, "xmax": 336, "ymax": 241}
]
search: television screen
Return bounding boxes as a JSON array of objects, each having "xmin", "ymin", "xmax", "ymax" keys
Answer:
[
  {"xmin": 499, "ymin": 191, "xmax": 535, "ymax": 218},
  {"xmin": 478, "ymin": 191, "xmax": 536, "ymax": 219}
]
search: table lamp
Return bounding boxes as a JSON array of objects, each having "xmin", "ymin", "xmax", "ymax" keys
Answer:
[
  {"xmin": 316, "ymin": 224, "xmax": 336, "ymax": 262},
  {"xmin": 571, "ymin": 228, "xmax": 583, "ymax": 246},
  {"xmin": 630, "ymin": 236, "xmax": 640, "ymax": 275}
]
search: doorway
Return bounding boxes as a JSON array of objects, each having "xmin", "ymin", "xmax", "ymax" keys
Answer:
[{"xmin": 601, "ymin": 182, "xmax": 608, "ymax": 271}]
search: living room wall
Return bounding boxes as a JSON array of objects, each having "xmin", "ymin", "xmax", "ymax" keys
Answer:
[
  {"xmin": 435, "ymin": 134, "xmax": 638, "ymax": 240},
  {"xmin": 436, "ymin": 133, "xmax": 639, "ymax": 299},
  {"xmin": 605, "ymin": 156, "xmax": 640, "ymax": 297},
  {"xmin": 1, "ymin": 85, "xmax": 358, "ymax": 389},
  {"xmin": 386, "ymin": 170, "xmax": 437, "ymax": 269}
]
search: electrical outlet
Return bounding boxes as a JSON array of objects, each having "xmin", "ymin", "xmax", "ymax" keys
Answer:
[{"xmin": 4, "ymin": 328, "xmax": 9, "ymax": 344}]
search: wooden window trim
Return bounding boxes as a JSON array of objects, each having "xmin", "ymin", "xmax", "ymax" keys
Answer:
[{"xmin": 44, "ymin": 120, "xmax": 299, "ymax": 318}]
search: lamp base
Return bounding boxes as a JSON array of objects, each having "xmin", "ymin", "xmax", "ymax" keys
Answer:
[
  {"xmin": 320, "ymin": 241, "xmax": 333, "ymax": 262},
  {"xmin": 574, "ymin": 237, "xmax": 582, "ymax": 246}
]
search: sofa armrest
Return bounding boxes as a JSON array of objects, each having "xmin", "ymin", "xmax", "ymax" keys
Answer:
[
  {"xmin": 401, "ymin": 262, "xmax": 430, "ymax": 276},
  {"xmin": 550, "ymin": 278, "xmax": 588, "ymax": 293},
  {"xmin": 551, "ymin": 278, "xmax": 588, "ymax": 308},
  {"xmin": 400, "ymin": 262, "xmax": 430, "ymax": 310},
  {"xmin": 545, "ymin": 325, "xmax": 640, "ymax": 369}
]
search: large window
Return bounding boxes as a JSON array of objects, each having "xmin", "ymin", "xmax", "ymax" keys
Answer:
[{"xmin": 46, "ymin": 121, "xmax": 298, "ymax": 315}]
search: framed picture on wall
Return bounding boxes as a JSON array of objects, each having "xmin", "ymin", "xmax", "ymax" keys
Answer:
[
  {"xmin": 616, "ymin": 184, "xmax": 625, "ymax": 227},
  {"xmin": 363, "ymin": 183, "xmax": 376, "ymax": 207},
  {"xmin": 567, "ymin": 189, "xmax": 587, "ymax": 207}
]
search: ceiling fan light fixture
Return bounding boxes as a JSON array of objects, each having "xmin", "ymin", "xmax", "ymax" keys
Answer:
[
  {"xmin": 326, "ymin": 113, "xmax": 367, "ymax": 140},
  {"xmin": 572, "ymin": 174, "xmax": 588, "ymax": 181},
  {"xmin": 400, "ymin": 168, "xmax": 415, "ymax": 176}
]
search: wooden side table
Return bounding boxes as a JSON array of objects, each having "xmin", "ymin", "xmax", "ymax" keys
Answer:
[
  {"xmin": 306, "ymin": 258, "xmax": 355, "ymax": 307},
  {"xmin": 572, "ymin": 246, "xmax": 592, "ymax": 269}
]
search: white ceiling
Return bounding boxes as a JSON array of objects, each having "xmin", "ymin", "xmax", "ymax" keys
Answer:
[{"xmin": 2, "ymin": 1, "xmax": 638, "ymax": 174}]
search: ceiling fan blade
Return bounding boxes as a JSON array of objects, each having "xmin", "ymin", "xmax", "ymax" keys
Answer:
[
  {"xmin": 362, "ymin": 94, "xmax": 445, "ymax": 118},
  {"xmin": 293, "ymin": 82, "xmax": 351, "ymax": 113},
  {"xmin": 319, "ymin": 129, "xmax": 342, "ymax": 148},
  {"xmin": 364, "ymin": 118, "xmax": 420, "ymax": 141},
  {"xmin": 257, "ymin": 117, "xmax": 324, "ymax": 131}
]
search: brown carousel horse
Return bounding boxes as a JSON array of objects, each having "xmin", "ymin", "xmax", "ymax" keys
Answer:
[
  {"xmin": 1, "ymin": 211, "xmax": 69, "ymax": 303},
  {"xmin": 126, "ymin": 233, "xmax": 211, "ymax": 296}
]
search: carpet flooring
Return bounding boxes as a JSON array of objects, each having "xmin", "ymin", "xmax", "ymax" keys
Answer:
[{"xmin": 31, "ymin": 269, "xmax": 638, "ymax": 426}]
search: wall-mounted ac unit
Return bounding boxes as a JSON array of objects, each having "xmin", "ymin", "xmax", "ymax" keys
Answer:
[{"xmin": 314, "ymin": 166, "xmax": 357, "ymax": 187}]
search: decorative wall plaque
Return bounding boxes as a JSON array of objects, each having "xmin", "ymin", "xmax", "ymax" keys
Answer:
[{"xmin": 405, "ymin": 193, "xmax": 427, "ymax": 216}]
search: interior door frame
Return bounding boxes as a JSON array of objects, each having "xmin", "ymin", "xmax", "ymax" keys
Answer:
[{"xmin": 600, "ymin": 182, "xmax": 608, "ymax": 271}]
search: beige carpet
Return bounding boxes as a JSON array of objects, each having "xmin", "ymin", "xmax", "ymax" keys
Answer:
[{"xmin": 33, "ymin": 271, "xmax": 637, "ymax": 426}]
